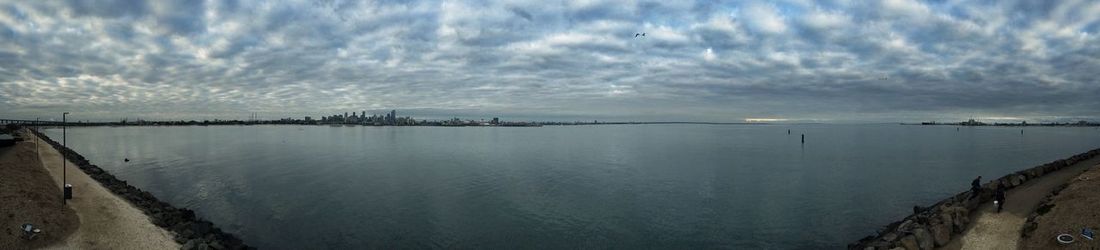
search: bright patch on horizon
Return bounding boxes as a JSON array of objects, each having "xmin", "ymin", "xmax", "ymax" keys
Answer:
[{"xmin": 745, "ymin": 118, "xmax": 789, "ymax": 122}]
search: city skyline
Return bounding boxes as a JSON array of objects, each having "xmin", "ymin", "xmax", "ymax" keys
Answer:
[{"xmin": 2, "ymin": 1, "xmax": 1099, "ymax": 123}]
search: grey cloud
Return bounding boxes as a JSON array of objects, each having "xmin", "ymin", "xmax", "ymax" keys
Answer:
[
  {"xmin": 64, "ymin": 0, "xmax": 148, "ymax": 18},
  {"xmin": 509, "ymin": 7, "xmax": 532, "ymax": 22}
]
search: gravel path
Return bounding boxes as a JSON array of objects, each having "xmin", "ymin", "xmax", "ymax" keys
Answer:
[
  {"xmin": 939, "ymin": 157, "xmax": 1100, "ymax": 250},
  {"xmin": 32, "ymin": 132, "xmax": 179, "ymax": 249}
]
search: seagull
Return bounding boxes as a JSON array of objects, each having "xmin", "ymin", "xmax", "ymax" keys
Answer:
[{"xmin": 635, "ymin": 33, "xmax": 640, "ymax": 37}]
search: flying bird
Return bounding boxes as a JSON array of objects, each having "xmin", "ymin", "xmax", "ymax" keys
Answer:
[{"xmin": 634, "ymin": 32, "xmax": 646, "ymax": 38}]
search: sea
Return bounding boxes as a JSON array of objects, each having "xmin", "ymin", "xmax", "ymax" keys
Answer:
[{"xmin": 44, "ymin": 124, "xmax": 1100, "ymax": 249}]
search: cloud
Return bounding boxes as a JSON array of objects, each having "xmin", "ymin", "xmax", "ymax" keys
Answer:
[
  {"xmin": 741, "ymin": 3, "xmax": 788, "ymax": 34},
  {"xmin": 0, "ymin": 0, "xmax": 1098, "ymax": 123}
]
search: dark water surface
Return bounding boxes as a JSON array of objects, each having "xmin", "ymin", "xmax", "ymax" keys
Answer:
[{"xmin": 45, "ymin": 124, "xmax": 1100, "ymax": 249}]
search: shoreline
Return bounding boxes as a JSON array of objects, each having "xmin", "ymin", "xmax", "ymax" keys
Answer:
[
  {"xmin": 28, "ymin": 129, "xmax": 252, "ymax": 250},
  {"xmin": 28, "ymin": 129, "xmax": 179, "ymax": 249},
  {"xmin": 849, "ymin": 147, "xmax": 1100, "ymax": 249}
]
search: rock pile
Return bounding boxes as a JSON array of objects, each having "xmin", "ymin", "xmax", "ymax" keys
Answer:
[
  {"xmin": 31, "ymin": 129, "xmax": 253, "ymax": 250},
  {"xmin": 1019, "ymin": 182, "xmax": 1069, "ymax": 239},
  {"xmin": 849, "ymin": 148, "xmax": 1100, "ymax": 250}
]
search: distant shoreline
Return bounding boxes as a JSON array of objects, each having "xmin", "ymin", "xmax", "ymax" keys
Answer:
[
  {"xmin": 902, "ymin": 123, "xmax": 1100, "ymax": 127},
  {"xmin": 6, "ymin": 119, "xmax": 778, "ymax": 127}
]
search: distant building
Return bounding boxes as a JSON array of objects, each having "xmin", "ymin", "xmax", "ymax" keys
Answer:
[{"xmin": 961, "ymin": 119, "xmax": 984, "ymax": 126}]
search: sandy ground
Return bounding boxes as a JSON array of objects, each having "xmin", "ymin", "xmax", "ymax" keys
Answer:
[
  {"xmin": 939, "ymin": 156, "xmax": 1100, "ymax": 250},
  {"xmin": 0, "ymin": 133, "xmax": 79, "ymax": 250},
  {"xmin": 1020, "ymin": 165, "xmax": 1100, "ymax": 249},
  {"xmin": 30, "ymin": 130, "xmax": 179, "ymax": 249}
]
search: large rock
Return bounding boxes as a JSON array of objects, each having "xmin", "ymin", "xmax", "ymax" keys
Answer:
[
  {"xmin": 191, "ymin": 221, "xmax": 213, "ymax": 236},
  {"xmin": 948, "ymin": 207, "xmax": 969, "ymax": 233},
  {"xmin": 899, "ymin": 235, "xmax": 918, "ymax": 250},
  {"xmin": 930, "ymin": 222, "xmax": 951, "ymax": 247},
  {"xmin": 182, "ymin": 239, "xmax": 199, "ymax": 250},
  {"xmin": 897, "ymin": 220, "xmax": 914, "ymax": 232},
  {"xmin": 882, "ymin": 232, "xmax": 898, "ymax": 242},
  {"xmin": 938, "ymin": 212, "xmax": 953, "ymax": 228},
  {"xmin": 913, "ymin": 227, "xmax": 934, "ymax": 250}
]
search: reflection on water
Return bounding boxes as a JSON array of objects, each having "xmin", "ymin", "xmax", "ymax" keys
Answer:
[{"xmin": 47, "ymin": 124, "xmax": 1100, "ymax": 249}]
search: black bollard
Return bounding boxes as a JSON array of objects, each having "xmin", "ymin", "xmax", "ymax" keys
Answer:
[
  {"xmin": 801, "ymin": 134, "xmax": 805, "ymax": 144},
  {"xmin": 63, "ymin": 184, "xmax": 72, "ymax": 200},
  {"xmin": 788, "ymin": 129, "xmax": 791, "ymax": 135}
]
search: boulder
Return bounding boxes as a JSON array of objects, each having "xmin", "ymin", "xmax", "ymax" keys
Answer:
[
  {"xmin": 930, "ymin": 222, "xmax": 951, "ymax": 247},
  {"xmin": 173, "ymin": 221, "xmax": 193, "ymax": 232},
  {"xmin": 938, "ymin": 212, "xmax": 953, "ymax": 231},
  {"xmin": 899, "ymin": 235, "xmax": 918, "ymax": 250},
  {"xmin": 949, "ymin": 207, "xmax": 969, "ymax": 233},
  {"xmin": 898, "ymin": 220, "xmax": 914, "ymax": 232},
  {"xmin": 209, "ymin": 241, "xmax": 226, "ymax": 250},
  {"xmin": 882, "ymin": 232, "xmax": 898, "ymax": 242},
  {"xmin": 182, "ymin": 229, "xmax": 196, "ymax": 238},
  {"xmin": 191, "ymin": 221, "xmax": 213, "ymax": 236},
  {"xmin": 182, "ymin": 239, "xmax": 199, "ymax": 250},
  {"xmin": 913, "ymin": 227, "xmax": 933, "ymax": 250}
]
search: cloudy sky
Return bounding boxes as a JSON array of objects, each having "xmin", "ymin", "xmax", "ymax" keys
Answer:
[{"xmin": 1, "ymin": 0, "xmax": 1098, "ymax": 123}]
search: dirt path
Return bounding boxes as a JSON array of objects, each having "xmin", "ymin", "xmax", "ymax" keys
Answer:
[
  {"xmin": 939, "ymin": 156, "xmax": 1100, "ymax": 250},
  {"xmin": 1020, "ymin": 165, "xmax": 1100, "ymax": 249},
  {"xmin": 0, "ymin": 135, "xmax": 78, "ymax": 250},
  {"xmin": 32, "ymin": 132, "xmax": 179, "ymax": 249}
]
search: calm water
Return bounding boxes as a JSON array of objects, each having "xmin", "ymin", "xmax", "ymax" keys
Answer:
[{"xmin": 45, "ymin": 124, "xmax": 1100, "ymax": 249}]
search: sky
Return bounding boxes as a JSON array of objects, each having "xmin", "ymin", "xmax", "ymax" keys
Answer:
[{"xmin": 1, "ymin": 0, "xmax": 1099, "ymax": 123}]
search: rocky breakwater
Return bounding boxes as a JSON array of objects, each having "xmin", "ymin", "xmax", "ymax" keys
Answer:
[
  {"xmin": 30, "ymin": 129, "xmax": 253, "ymax": 250},
  {"xmin": 849, "ymin": 148, "xmax": 1100, "ymax": 250}
]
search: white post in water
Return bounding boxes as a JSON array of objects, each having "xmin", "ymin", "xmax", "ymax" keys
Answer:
[{"xmin": 62, "ymin": 112, "xmax": 68, "ymax": 204}]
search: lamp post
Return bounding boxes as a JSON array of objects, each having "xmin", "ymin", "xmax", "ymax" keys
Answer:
[
  {"xmin": 35, "ymin": 117, "xmax": 39, "ymax": 164},
  {"xmin": 62, "ymin": 112, "xmax": 69, "ymax": 204}
]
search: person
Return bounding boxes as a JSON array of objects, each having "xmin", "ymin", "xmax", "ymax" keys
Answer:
[
  {"xmin": 994, "ymin": 184, "xmax": 1006, "ymax": 213},
  {"xmin": 969, "ymin": 176, "xmax": 982, "ymax": 199}
]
